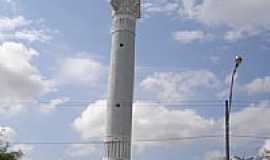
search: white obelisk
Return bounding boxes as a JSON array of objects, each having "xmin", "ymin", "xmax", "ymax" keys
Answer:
[{"xmin": 103, "ymin": 0, "xmax": 140, "ymax": 160}]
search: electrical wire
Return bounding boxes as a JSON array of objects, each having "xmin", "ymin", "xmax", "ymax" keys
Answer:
[
  {"xmin": 1, "ymin": 100, "xmax": 267, "ymax": 109},
  {"xmin": 7, "ymin": 135, "xmax": 270, "ymax": 145},
  {"xmin": 0, "ymin": 99, "xmax": 267, "ymax": 103}
]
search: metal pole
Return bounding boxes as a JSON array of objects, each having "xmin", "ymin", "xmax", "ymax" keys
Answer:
[
  {"xmin": 225, "ymin": 100, "xmax": 230, "ymax": 160},
  {"xmin": 225, "ymin": 55, "xmax": 242, "ymax": 160},
  {"xmin": 228, "ymin": 66, "xmax": 237, "ymax": 112},
  {"xmin": 226, "ymin": 67, "xmax": 235, "ymax": 160}
]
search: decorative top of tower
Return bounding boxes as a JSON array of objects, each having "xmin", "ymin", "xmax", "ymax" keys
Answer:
[{"xmin": 111, "ymin": 0, "xmax": 141, "ymax": 18}]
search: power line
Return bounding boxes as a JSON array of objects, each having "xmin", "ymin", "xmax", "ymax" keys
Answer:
[
  {"xmin": 232, "ymin": 135, "xmax": 270, "ymax": 140},
  {"xmin": 8, "ymin": 135, "xmax": 270, "ymax": 145},
  {"xmin": 0, "ymin": 105, "xmax": 265, "ymax": 110},
  {"xmin": 39, "ymin": 104, "xmax": 267, "ymax": 109},
  {"xmin": 0, "ymin": 99, "xmax": 267, "ymax": 103},
  {"xmin": 1, "ymin": 99, "xmax": 268, "ymax": 110}
]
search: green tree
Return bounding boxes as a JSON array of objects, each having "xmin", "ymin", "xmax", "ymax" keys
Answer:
[{"xmin": 0, "ymin": 143, "xmax": 23, "ymax": 160}]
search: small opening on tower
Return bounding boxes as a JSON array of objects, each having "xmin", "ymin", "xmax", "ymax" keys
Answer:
[
  {"xmin": 120, "ymin": 43, "xmax": 124, "ymax": 47},
  {"xmin": 116, "ymin": 103, "xmax": 121, "ymax": 107}
]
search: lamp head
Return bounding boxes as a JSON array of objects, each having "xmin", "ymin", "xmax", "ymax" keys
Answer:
[{"xmin": 235, "ymin": 56, "xmax": 243, "ymax": 68}]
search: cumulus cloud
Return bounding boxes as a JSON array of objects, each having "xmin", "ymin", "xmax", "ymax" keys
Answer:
[
  {"xmin": 140, "ymin": 70, "xmax": 220, "ymax": 101},
  {"xmin": 56, "ymin": 56, "xmax": 105, "ymax": 87},
  {"xmin": 259, "ymin": 140, "xmax": 270, "ymax": 157},
  {"xmin": 243, "ymin": 76, "xmax": 270, "ymax": 94},
  {"xmin": 205, "ymin": 150, "xmax": 224, "ymax": 160},
  {"xmin": 72, "ymin": 100, "xmax": 270, "ymax": 154},
  {"xmin": 209, "ymin": 56, "xmax": 220, "ymax": 64},
  {"xmin": 65, "ymin": 144, "xmax": 99, "ymax": 158},
  {"xmin": 174, "ymin": 30, "xmax": 207, "ymax": 43},
  {"xmin": 143, "ymin": 0, "xmax": 199, "ymax": 16},
  {"xmin": 146, "ymin": 0, "xmax": 270, "ymax": 41},
  {"xmin": 143, "ymin": 0, "xmax": 179, "ymax": 15},
  {"xmin": 39, "ymin": 97, "xmax": 70, "ymax": 113},
  {"xmin": 0, "ymin": 0, "xmax": 15, "ymax": 4},
  {"xmin": 0, "ymin": 16, "xmax": 52, "ymax": 43},
  {"xmin": 72, "ymin": 100, "xmax": 217, "ymax": 156},
  {"xmin": 0, "ymin": 126, "xmax": 33, "ymax": 160},
  {"xmin": 0, "ymin": 126, "xmax": 16, "ymax": 143},
  {"xmin": 70, "ymin": 100, "xmax": 106, "ymax": 158},
  {"xmin": 224, "ymin": 30, "xmax": 246, "ymax": 42},
  {"xmin": 231, "ymin": 101, "xmax": 270, "ymax": 136},
  {"xmin": 0, "ymin": 16, "xmax": 29, "ymax": 31},
  {"xmin": 134, "ymin": 101, "xmax": 216, "ymax": 139},
  {"xmin": 194, "ymin": 0, "xmax": 270, "ymax": 29},
  {"xmin": 70, "ymin": 94, "xmax": 270, "ymax": 158},
  {"xmin": 10, "ymin": 144, "xmax": 34, "ymax": 160},
  {"xmin": 73, "ymin": 100, "xmax": 106, "ymax": 140},
  {"xmin": 13, "ymin": 29, "xmax": 52, "ymax": 42},
  {"xmin": 224, "ymin": 29, "xmax": 259, "ymax": 42},
  {"xmin": 0, "ymin": 42, "xmax": 54, "ymax": 115},
  {"xmin": 192, "ymin": 0, "xmax": 270, "ymax": 40},
  {"xmin": 73, "ymin": 100, "xmax": 216, "ymax": 141}
]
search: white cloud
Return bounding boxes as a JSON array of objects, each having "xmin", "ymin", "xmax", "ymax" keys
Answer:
[
  {"xmin": 0, "ymin": 42, "xmax": 54, "ymax": 115},
  {"xmin": 140, "ymin": 70, "xmax": 220, "ymax": 101},
  {"xmin": 56, "ymin": 56, "xmax": 105, "ymax": 87},
  {"xmin": 224, "ymin": 30, "xmax": 246, "ymax": 42},
  {"xmin": 0, "ymin": 126, "xmax": 16, "ymax": 143},
  {"xmin": 217, "ymin": 72, "xmax": 240, "ymax": 99},
  {"xmin": 0, "ymin": 16, "xmax": 53, "ymax": 43},
  {"xmin": 0, "ymin": 16, "xmax": 29, "ymax": 31},
  {"xmin": 259, "ymin": 140, "xmax": 270, "ymax": 157},
  {"xmin": 209, "ymin": 56, "xmax": 220, "ymax": 64},
  {"xmin": 143, "ymin": 1, "xmax": 179, "ymax": 15},
  {"xmin": 10, "ymin": 144, "xmax": 34, "ymax": 160},
  {"xmin": 0, "ymin": 27, "xmax": 52, "ymax": 43},
  {"xmin": 205, "ymin": 150, "xmax": 224, "ymax": 160},
  {"xmin": 133, "ymin": 101, "xmax": 216, "ymax": 140},
  {"xmin": 224, "ymin": 29, "xmax": 260, "ymax": 42},
  {"xmin": 188, "ymin": 0, "xmax": 270, "ymax": 40},
  {"xmin": 72, "ymin": 100, "xmax": 217, "ymax": 156},
  {"xmin": 13, "ymin": 29, "xmax": 52, "ymax": 42},
  {"xmin": 0, "ymin": 0, "xmax": 15, "ymax": 4},
  {"xmin": 73, "ymin": 100, "xmax": 216, "ymax": 141},
  {"xmin": 65, "ymin": 144, "xmax": 97, "ymax": 158},
  {"xmin": 174, "ymin": 30, "xmax": 206, "ymax": 43},
  {"xmin": 231, "ymin": 101, "xmax": 270, "ymax": 136},
  {"xmin": 73, "ymin": 100, "xmax": 106, "ymax": 140},
  {"xmin": 146, "ymin": 0, "xmax": 270, "ymax": 41},
  {"xmin": 194, "ymin": 0, "xmax": 270, "ymax": 29},
  {"xmin": 244, "ymin": 76, "xmax": 270, "ymax": 94},
  {"xmin": 178, "ymin": 0, "xmax": 199, "ymax": 17},
  {"xmin": 40, "ymin": 97, "xmax": 70, "ymax": 113},
  {"xmin": 73, "ymin": 100, "xmax": 270, "ymax": 152},
  {"xmin": 0, "ymin": 126, "xmax": 34, "ymax": 160}
]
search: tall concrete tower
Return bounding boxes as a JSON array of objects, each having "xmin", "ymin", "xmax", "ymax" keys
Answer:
[{"xmin": 103, "ymin": 0, "xmax": 140, "ymax": 160}]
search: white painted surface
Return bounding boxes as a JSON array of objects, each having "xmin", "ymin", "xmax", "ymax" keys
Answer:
[{"xmin": 103, "ymin": 0, "xmax": 140, "ymax": 160}]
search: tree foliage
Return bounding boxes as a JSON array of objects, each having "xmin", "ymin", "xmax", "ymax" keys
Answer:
[{"xmin": 0, "ymin": 143, "xmax": 23, "ymax": 160}]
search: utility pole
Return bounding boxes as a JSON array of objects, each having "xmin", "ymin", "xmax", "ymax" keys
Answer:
[
  {"xmin": 225, "ymin": 100, "xmax": 230, "ymax": 160},
  {"xmin": 225, "ymin": 56, "xmax": 243, "ymax": 160}
]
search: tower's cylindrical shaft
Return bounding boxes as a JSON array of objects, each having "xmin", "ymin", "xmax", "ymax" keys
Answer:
[{"xmin": 103, "ymin": 1, "xmax": 140, "ymax": 160}]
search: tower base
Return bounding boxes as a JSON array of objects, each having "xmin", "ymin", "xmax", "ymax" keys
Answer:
[{"xmin": 103, "ymin": 137, "xmax": 131, "ymax": 160}]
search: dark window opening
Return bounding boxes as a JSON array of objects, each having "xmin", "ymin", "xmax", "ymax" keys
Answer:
[
  {"xmin": 120, "ymin": 43, "xmax": 124, "ymax": 47},
  {"xmin": 116, "ymin": 103, "xmax": 121, "ymax": 107}
]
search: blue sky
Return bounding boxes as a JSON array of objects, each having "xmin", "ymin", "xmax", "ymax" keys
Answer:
[{"xmin": 0, "ymin": 0, "xmax": 270, "ymax": 160}]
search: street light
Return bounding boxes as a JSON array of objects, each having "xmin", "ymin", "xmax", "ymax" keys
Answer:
[
  {"xmin": 235, "ymin": 56, "xmax": 243, "ymax": 69},
  {"xmin": 228, "ymin": 56, "xmax": 243, "ymax": 112},
  {"xmin": 225, "ymin": 56, "xmax": 243, "ymax": 160}
]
